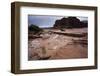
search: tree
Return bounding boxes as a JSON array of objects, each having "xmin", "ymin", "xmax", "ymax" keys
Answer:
[{"xmin": 28, "ymin": 24, "xmax": 42, "ymax": 34}]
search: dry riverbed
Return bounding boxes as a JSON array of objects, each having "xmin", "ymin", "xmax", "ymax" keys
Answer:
[{"xmin": 28, "ymin": 28, "xmax": 88, "ymax": 60}]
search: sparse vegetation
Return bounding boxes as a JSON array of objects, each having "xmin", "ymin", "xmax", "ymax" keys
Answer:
[{"xmin": 28, "ymin": 24, "xmax": 43, "ymax": 34}]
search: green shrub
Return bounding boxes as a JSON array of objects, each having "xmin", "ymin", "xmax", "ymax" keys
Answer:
[{"xmin": 29, "ymin": 24, "xmax": 42, "ymax": 33}]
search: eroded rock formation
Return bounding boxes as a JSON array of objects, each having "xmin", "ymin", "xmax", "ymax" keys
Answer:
[{"xmin": 54, "ymin": 17, "xmax": 87, "ymax": 28}]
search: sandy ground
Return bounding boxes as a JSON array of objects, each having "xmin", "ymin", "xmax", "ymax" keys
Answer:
[{"xmin": 28, "ymin": 28, "xmax": 88, "ymax": 60}]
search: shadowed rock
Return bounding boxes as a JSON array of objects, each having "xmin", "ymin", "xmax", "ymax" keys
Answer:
[{"xmin": 54, "ymin": 17, "xmax": 87, "ymax": 29}]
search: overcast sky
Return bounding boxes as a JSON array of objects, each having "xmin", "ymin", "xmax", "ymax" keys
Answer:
[{"xmin": 28, "ymin": 15, "xmax": 88, "ymax": 28}]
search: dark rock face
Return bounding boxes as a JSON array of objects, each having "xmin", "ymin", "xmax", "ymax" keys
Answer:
[{"xmin": 54, "ymin": 17, "xmax": 87, "ymax": 28}]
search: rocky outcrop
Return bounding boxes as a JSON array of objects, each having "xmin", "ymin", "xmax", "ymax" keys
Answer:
[{"xmin": 53, "ymin": 17, "xmax": 87, "ymax": 28}]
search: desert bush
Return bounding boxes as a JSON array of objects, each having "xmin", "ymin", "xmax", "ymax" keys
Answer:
[{"xmin": 28, "ymin": 24, "xmax": 43, "ymax": 34}]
